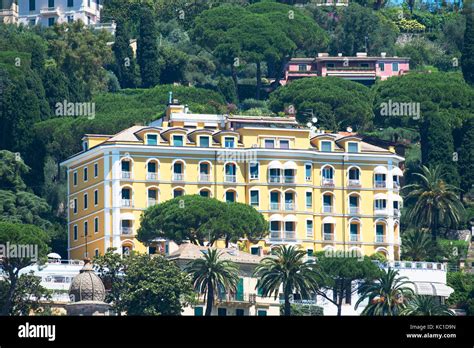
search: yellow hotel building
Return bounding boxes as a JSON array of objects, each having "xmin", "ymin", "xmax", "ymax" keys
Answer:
[{"xmin": 61, "ymin": 101, "xmax": 404, "ymax": 261}]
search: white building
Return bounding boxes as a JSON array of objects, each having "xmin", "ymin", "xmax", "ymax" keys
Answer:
[
  {"xmin": 18, "ymin": 0, "xmax": 100, "ymax": 27},
  {"xmin": 0, "ymin": 0, "xmax": 19, "ymax": 24}
]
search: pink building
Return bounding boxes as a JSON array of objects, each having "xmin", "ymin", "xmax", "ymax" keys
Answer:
[{"xmin": 280, "ymin": 52, "xmax": 410, "ymax": 86}]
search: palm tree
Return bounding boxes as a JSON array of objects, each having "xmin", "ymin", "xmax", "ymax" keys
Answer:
[
  {"xmin": 404, "ymin": 165, "xmax": 465, "ymax": 240},
  {"xmin": 253, "ymin": 245, "xmax": 318, "ymax": 316},
  {"xmin": 185, "ymin": 248, "xmax": 239, "ymax": 316},
  {"xmin": 356, "ymin": 268, "xmax": 414, "ymax": 316},
  {"xmin": 401, "ymin": 229, "xmax": 435, "ymax": 261},
  {"xmin": 401, "ymin": 295, "xmax": 454, "ymax": 316}
]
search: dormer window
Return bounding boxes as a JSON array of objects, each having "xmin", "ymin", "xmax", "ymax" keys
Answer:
[
  {"xmin": 280, "ymin": 139, "xmax": 290, "ymax": 149},
  {"xmin": 348, "ymin": 142, "xmax": 358, "ymax": 153},
  {"xmin": 321, "ymin": 141, "xmax": 332, "ymax": 152},
  {"xmin": 224, "ymin": 137, "xmax": 235, "ymax": 148},
  {"xmin": 82, "ymin": 141, "xmax": 88, "ymax": 151},
  {"xmin": 199, "ymin": 136, "xmax": 210, "ymax": 148},
  {"xmin": 173, "ymin": 135, "xmax": 184, "ymax": 146},
  {"xmin": 264, "ymin": 139, "xmax": 275, "ymax": 149},
  {"xmin": 147, "ymin": 134, "xmax": 158, "ymax": 145}
]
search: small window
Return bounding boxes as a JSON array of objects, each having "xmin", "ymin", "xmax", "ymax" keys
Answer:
[
  {"xmin": 67, "ymin": 0, "xmax": 73, "ymax": 7},
  {"xmin": 326, "ymin": 63, "xmax": 335, "ymax": 68},
  {"xmin": 29, "ymin": 0, "xmax": 35, "ymax": 11},
  {"xmin": 264, "ymin": 139, "xmax": 275, "ymax": 149},
  {"xmin": 199, "ymin": 190, "xmax": 210, "ymax": 198},
  {"xmin": 73, "ymin": 225, "xmax": 78, "ymax": 240},
  {"xmin": 224, "ymin": 137, "xmax": 235, "ymax": 148},
  {"xmin": 251, "ymin": 247, "xmax": 260, "ymax": 256},
  {"xmin": 348, "ymin": 142, "xmax": 358, "ymax": 153},
  {"xmin": 298, "ymin": 64, "xmax": 307, "ymax": 72},
  {"xmin": 48, "ymin": 0, "xmax": 54, "ymax": 7},
  {"xmin": 393, "ymin": 62, "xmax": 399, "ymax": 72},
  {"xmin": 84, "ymin": 221, "xmax": 88, "ymax": 236},
  {"xmin": 307, "ymin": 249, "xmax": 313, "ymax": 257},
  {"xmin": 306, "ymin": 220, "xmax": 313, "ymax": 237},
  {"xmin": 67, "ymin": 15, "xmax": 73, "ymax": 23},
  {"xmin": 306, "ymin": 191, "xmax": 312, "ymax": 209},
  {"xmin": 305, "ymin": 164, "xmax": 312, "ymax": 181},
  {"xmin": 83, "ymin": 167, "xmax": 88, "ymax": 181},
  {"xmin": 217, "ymin": 308, "xmax": 227, "ymax": 316},
  {"xmin": 250, "ymin": 190, "xmax": 259, "ymax": 207},
  {"xmin": 250, "ymin": 162, "xmax": 259, "ymax": 179},
  {"xmin": 257, "ymin": 310, "xmax": 267, "ymax": 316},
  {"xmin": 236, "ymin": 309, "xmax": 245, "ymax": 316},
  {"xmin": 94, "ymin": 217, "xmax": 99, "ymax": 233},
  {"xmin": 73, "ymin": 171, "xmax": 77, "ymax": 186},
  {"xmin": 94, "ymin": 163, "xmax": 98, "ymax": 177},
  {"xmin": 360, "ymin": 63, "xmax": 369, "ymax": 68},
  {"xmin": 199, "ymin": 136, "xmax": 210, "ymax": 147},
  {"xmin": 29, "ymin": 19, "xmax": 36, "ymax": 26},
  {"xmin": 379, "ymin": 62, "xmax": 385, "ymax": 72},
  {"xmin": 73, "ymin": 198, "xmax": 77, "ymax": 214},
  {"xmin": 321, "ymin": 141, "xmax": 332, "ymax": 152},
  {"xmin": 48, "ymin": 17, "xmax": 55, "ymax": 27},
  {"xmin": 173, "ymin": 189, "xmax": 184, "ymax": 198},
  {"xmin": 375, "ymin": 199, "xmax": 387, "ymax": 210},
  {"xmin": 280, "ymin": 139, "xmax": 290, "ymax": 149},
  {"xmin": 173, "ymin": 135, "xmax": 184, "ymax": 146},
  {"xmin": 147, "ymin": 134, "xmax": 158, "ymax": 145},
  {"xmin": 94, "ymin": 249, "xmax": 99, "ymax": 257},
  {"xmin": 94, "ymin": 189, "xmax": 98, "ymax": 205},
  {"xmin": 225, "ymin": 191, "xmax": 236, "ymax": 203},
  {"xmin": 194, "ymin": 307, "xmax": 204, "ymax": 316},
  {"xmin": 83, "ymin": 193, "xmax": 88, "ymax": 210}
]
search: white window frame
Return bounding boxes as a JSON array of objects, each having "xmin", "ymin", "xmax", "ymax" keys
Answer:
[
  {"xmin": 146, "ymin": 133, "xmax": 159, "ymax": 146},
  {"xmin": 73, "ymin": 224, "xmax": 78, "ymax": 241},
  {"xmin": 321, "ymin": 141, "xmax": 332, "ymax": 152},
  {"xmin": 347, "ymin": 142, "xmax": 359, "ymax": 153},
  {"xmin": 199, "ymin": 136, "xmax": 210, "ymax": 148},
  {"xmin": 250, "ymin": 189, "xmax": 259, "ymax": 208},
  {"xmin": 83, "ymin": 193, "xmax": 88, "ymax": 210},
  {"xmin": 173, "ymin": 134, "xmax": 184, "ymax": 146},
  {"xmin": 94, "ymin": 163, "xmax": 98, "ymax": 178},
  {"xmin": 83, "ymin": 166, "xmax": 88, "ymax": 182},
  {"xmin": 263, "ymin": 138, "xmax": 275, "ymax": 149},
  {"xmin": 94, "ymin": 217, "xmax": 99, "ymax": 233},
  {"xmin": 305, "ymin": 163, "xmax": 312, "ymax": 182},
  {"xmin": 305, "ymin": 191, "xmax": 313, "ymax": 209},
  {"xmin": 306, "ymin": 219, "xmax": 314, "ymax": 238},
  {"xmin": 73, "ymin": 198, "xmax": 78, "ymax": 214},
  {"xmin": 73, "ymin": 171, "xmax": 78, "ymax": 186},
  {"xmin": 249, "ymin": 161, "xmax": 259, "ymax": 180},
  {"xmin": 94, "ymin": 189, "xmax": 98, "ymax": 206}
]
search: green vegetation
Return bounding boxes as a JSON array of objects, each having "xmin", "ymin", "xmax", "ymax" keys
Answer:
[
  {"xmin": 401, "ymin": 295, "xmax": 454, "ymax": 316},
  {"xmin": 446, "ymin": 272, "xmax": 474, "ymax": 315}
]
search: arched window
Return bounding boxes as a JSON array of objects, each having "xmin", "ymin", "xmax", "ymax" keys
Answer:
[
  {"xmin": 121, "ymin": 187, "xmax": 132, "ymax": 207},
  {"xmin": 269, "ymin": 190, "xmax": 281, "ymax": 211},
  {"xmin": 348, "ymin": 193, "xmax": 360, "ymax": 214},
  {"xmin": 322, "ymin": 192, "xmax": 334, "ymax": 213},
  {"xmin": 225, "ymin": 190, "xmax": 236, "ymax": 203},
  {"xmin": 375, "ymin": 220, "xmax": 387, "ymax": 243},
  {"xmin": 121, "ymin": 158, "xmax": 132, "ymax": 179},
  {"xmin": 283, "ymin": 189, "xmax": 296, "ymax": 211},
  {"xmin": 199, "ymin": 161, "xmax": 211, "ymax": 182},
  {"xmin": 224, "ymin": 163, "xmax": 237, "ymax": 183},
  {"xmin": 199, "ymin": 189, "xmax": 211, "ymax": 198},
  {"xmin": 321, "ymin": 165, "xmax": 334, "ymax": 186},
  {"xmin": 348, "ymin": 167, "xmax": 361, "ymax": 187},
  {"xmin": 349, "ymin": 219, "xmax": 361, "ymax": 242},
  {"xmin": 147, "ymin": 159, "xmax": 159, "ymax": 180},
  {"xmin": 172, "ymin": 160, "xmax": 185, "ymax": 181},
  {"xmin": 173, "ymin": 188, "xmax": 184, "ymax": 198},
  {"xmin": 147, "ymin": 188, "xmax": 158, "ymax": 207}
]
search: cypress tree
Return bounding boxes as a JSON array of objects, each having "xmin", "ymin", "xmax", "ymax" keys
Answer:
[
  {"xmin": 458, "ymin": 117, "xmax": 474, "ymax": 199},
  {"xmin": 113, "ymin": 20, "xmax": 139, "ymax": 88},
  {"xmin": 420, "ymin": 112, "xmax": 460, "ymax": 186},
  {"xmin": 137, "ymin": 7, "xmax": 161, "ymax": 88},
  {"xmin": 461, "ymin": 3, "xmax": 474, "ymax": 85}
]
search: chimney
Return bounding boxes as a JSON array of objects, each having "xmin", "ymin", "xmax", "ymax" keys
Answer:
[
  {"xmin": 338, "ymin": 53, "xmax": 342, "ymax": 57},
  {"xmin": 381, "ymin": 52, "xmax": 386, "ymax": 58},
  {"xmin": 318, "ymin": 53, "xmax": 329, "ymax": 57}
]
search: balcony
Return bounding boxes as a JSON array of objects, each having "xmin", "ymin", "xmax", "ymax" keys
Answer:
[
  {"xmin": 375, "ymin": 235, "xmax": 386, "ymax": 243},
  {"xmin": 199, "ymin": 174, "xmax": 211, "ymax": 182},
  {"xmin": 323, "ymin": 233, "xmax": 334, "ymax": 241},
  {"xmin": 146, "ymin": 173, "xmax": 158, "ymax": 180},
  {"xmin": 348, "ymin": 206, "xmax": 360, "ymax": 215},
  {"xmin": 224, "ymin": 174, "xmax": 236, "ymax": 183},
  {"xmin": 374, "ymin": 208, "xmax": 387, "ymax": 216},
  {"xmin": 284, "ymin": 176, "xmax": 295, "ymax": 184},
  {"xmin": 284, "ymin": 202, "xmax": 295, "ymax": 211},
  {"xmin": 270, "ymin": 202, "xmax": 281, "ymax": 211},
  {"xmin": 147, "ymin": 199, "xmax": 157, "ymax": 207},
  {"xmin": 322, "ymin": 178, "xmax": 335, "ymax": 187},
  {"xmin": 121, "ymin": 171, "xmax": 131, "ymax": 179},
  {"xmin": 215, "ymin": 293, "xmax": 257, "ymax": 304},
  {"xmin": 349, "ymin": 234, "xmax": 360, "ymax": 242},
  {"xmin": 284, "ymin": 231, "xmax": 296, "ymax": 240},
  {"xmin": 348, "ymin": 179, "xmax": 361, "ymax": 188},
  {"xmin": 40, "ymin": 7, "xmax": 61, "ymax": 16},
  {"xmin": 394, "ymin": 208, "xmax": 401, "ymax": 217},
  {"xmin": 322, "ymin": 205, "xmax": 333, "ymax": 213},
  {"xmin": 306, "ymin": 229, "xmax": 314, "ymax": 238},
  {"xmin": 173, "ymin": 173, "xmax": 184, "ymax": 181},
  {"xmin": 393, "ymin": 181, "xmax": 401, "ymax": 189},
  {"xmin": 374, "ymin": 181, "xmax": 386, "ymax": 188},
  {"xmin": 121, "ymin": 227, "xmax": 133, "ymax": 235},
  {"xmin": 121, "ymin": 199, "xmax": 132, "ymax": 207},
  {"xmin": 269, "ymin": 175, "xmax": 282, "ymax": 184},
  {"xmin": 270, "ymin": 230, "xmax": 281, "ymax": 239}
]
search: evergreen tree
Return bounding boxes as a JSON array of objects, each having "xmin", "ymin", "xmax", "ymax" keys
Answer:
[
  {"xmin": 137, "ymin": 7, "xmax": 161, "ymax": 88},
  {"xmin": 217, "ymin": 76, "xmax": 238, "ymax": 104},
  {"xmin": 461, "ymin": 5, "xmax": 474, "ymax": 85},
  {"xmin": 113, "ymin": 20, "xmax": 139, "ymax": 88},
  {"xmin": 42, "ymin": 66, "xmax": 70, "ymax": 111},
  {"xmin": 420, "ymin": 112, "xmax": 459, "ymax": 186},
  {"xmin": 458, "ymin": 117, "xmax": 474, "ymax": 198}
]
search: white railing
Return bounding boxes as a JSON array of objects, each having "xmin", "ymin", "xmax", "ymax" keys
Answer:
[
  {"xmin": 147, "ymin": 173, "xmax": 158, "ymax": 180},
  {"xmin": 270, "ymin": 202, "xmax": 280, "ymax": 211},
  {"xmin": 322, "ymin": 178, "xmax": 334, "ymax": 187},
  {"xmin": 306, "ymin": 229, "xmax": 314, "ymax": 238},
  {"xmin": 322, "ymin": 205, "xmax": 333, "ymax": 213},
  {"xmin": 350, "ymin": 234, "xmax": 359, "ymax": 242},
  {"xmin": 199, "ymin": 174, "xmax": 211, "ymax": 182},
  {"xmin": 270, "ymin": 231, "xmax": 281, "ymax": 239},
  {"xmin": 284, "ymin": 202, "xmax": 295, "ymax": 211},
  {"xmin": 121, "ymin": 227, "xmax": 133, "ymax": 235},
  {"xmin": 284, "ymin": 176, "xmax": 295, "ymax": 184},
  {"xmin": 269, "ymin": 175, "xmax": 281, "ymax": 183},
  {"xmin": 374, "ymin": 208, "xmax": 387, "ymax": 215},
  {"xmin": 173, "ymin": 173, "xmax": 184, "ymax": 181},
  {"xmin": 148, "ymin": 199, "xmax": 157, "ymax": 207},
  {"xmin": 375, "ymin": 235, "xmax": 386, "ymax": 243},
  {"xmin": 393, "ymin": 181, "xmax": 400, "ymax": 189},
  {"xmin": 305, "ymin": 176, "xmax": 312, "ymax": 182},
  {"xmin": 374, "ymin": 181, "xmax": 386, "ymax": 188},
  {"xmin": 284, "ymin": 231, "xmax": 296, "ymax": 240},
  {"xmin": 121, "ymin": 171, "xmax": 131, "ymax": 179},
  {"xmin": 250, "ymin": 174, "xmax": 259, "ymax": 180},
  {"xmin": 349, "ymin": 206, "xmax": 359, "ymax": 214},
  {"xmin": 323, "ymin": 233, "xmax": 334, "ymax": 241},
  {"xmin": 394, "ymin": 209, "xmax": 400, "ymax": 216},
  {"xmin": 225, "ymin": 174, "xmax": 236, "ymax": 183},
  {"xmin": 348, "ymin": 179, "xmax": 361, "ymax": 187},
  {"xmin": 385, "ymin": 261, "xmax": 446, "ymax": 271},
  {"xmin": 121, "ymin": 199, "xmax": 132, "ymax": 207},
  {"xmin": 40, "ymin": 6, "xmax": 60, "ymax": 15}
]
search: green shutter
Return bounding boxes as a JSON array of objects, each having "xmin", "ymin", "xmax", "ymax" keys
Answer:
[
  {"xmin": 236, "ymin": 278, "xmax": 244, "ymax": 301},
  {"xmin": 194, "ymin": 307, "xmax": 203, "ymax": 316}
]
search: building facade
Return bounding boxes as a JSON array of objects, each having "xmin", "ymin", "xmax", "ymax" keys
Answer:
[
  {"xmin": 18, "ymin": 0, "xmax": 100, "ymax": 27},
  {"xmin": 0, "ymin": 0, "xmax": 18, "ymax": 24},
  {"xmin": 280, "ymin": 52, "xmax": 410, "ymax": 86},
  {"xmin": 61, "ymin": 101, "xmax": 404, "ymax": 261}
]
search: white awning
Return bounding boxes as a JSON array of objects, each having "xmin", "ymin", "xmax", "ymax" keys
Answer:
[
  {"xmin": 121, "ymin": 213, "xmax": 135, "ymax": 220},
  {"xmin": 283, "ymin": 161, "xmax": 298, "ymax": 170},
  {"xmin": 374, "ymin": 165, "xmax": 388, "ymax": 174},
  {"xmin": 392, "ymin": 166, "xmax": 404, "ymax": 176},
  {"xmin": 322, "ymin": 216, "xmax": 336, "ymax": 224},
  {"xmin": 284, "ymin": 214, "xmax": 297, "ymax": 222},
  {"xmin": 374, "ymin": 193, "xmax": 387, "ymax": 200},
  {"xmin": 408, "ymin": 282, "xmax": 454, "ymax": 297},
  {"xmin": 269, "ymin": 214, "xmax": 283, "ymax": 222},
  {"xmin": 268, "ymin": 160, "xmax": 283, "ymax": 169},
  {"xmin": 393, "ymin": 195, "xmax": 403, "ymax": 202}
]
